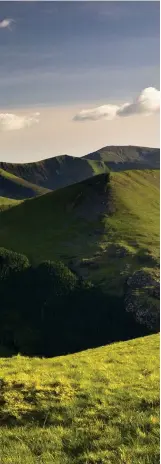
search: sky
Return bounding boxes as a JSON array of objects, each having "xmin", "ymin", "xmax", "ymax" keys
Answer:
[{"xmin": 0, "ymin": 1, "xmax": 160, "ymax": 162}]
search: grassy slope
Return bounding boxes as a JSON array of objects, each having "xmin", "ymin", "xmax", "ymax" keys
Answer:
[
  {"xmin": 0, "ymin": 170, "xmax": 159, "ymax": 293},
  {"xmin": 0, "ymin": 196, "xmax": 22, "ymax": 212},
  {"xmin": 0, "ymin": 156, "xmax": 109, "ymax": 199},
  {"xmin": 0, "ymin": 168, "xmax": 49, "ymax": 200},
  {"xmin": 97, "ymin": 169, "xmax": 160, "ymax": 291},
  {"xmin": 0, "ymin": 334, "xmax": 159, "ymax": 464},
  {"xmin": 2, "ymin": 145, "xmax": 158, "ymax": 200}
]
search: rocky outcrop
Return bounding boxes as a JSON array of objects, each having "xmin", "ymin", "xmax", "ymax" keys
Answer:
[
  {"xmin": 126, "ymin": 270, "xmax": 159, "ymax": 289},
  {"xmin": 124, "ymin": 270, "xmax": 160, "ymax": 331}
]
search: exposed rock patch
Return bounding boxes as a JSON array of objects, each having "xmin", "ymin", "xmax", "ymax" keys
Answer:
[
  {"xmin": 124, "ymin": 269, "xmax": 160, "ymax": 330},
  {"xmin": 126, "ymin": 270, "xmax": 159, "ymax": 289}
]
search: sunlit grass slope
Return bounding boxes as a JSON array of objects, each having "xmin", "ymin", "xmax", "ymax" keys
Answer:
[
  {"xmin": 0, "ymin": 196, "xmax": 22, "ymax": 211},
  {"xmin": 0, "ymin": 167, "xmax": 49, "ymax": 199},
  {"xmin": 0, "ymin": 170, "xmax": 159, "ymax": 292},
  {"xmin": 0, "ymin": 334, "xmax": 159, "ymax": 464}
]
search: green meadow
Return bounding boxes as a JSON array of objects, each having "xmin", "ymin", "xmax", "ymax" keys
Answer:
[{"xmin": 0, "ymin": 334, "xmax": 159, "ymax": 464}]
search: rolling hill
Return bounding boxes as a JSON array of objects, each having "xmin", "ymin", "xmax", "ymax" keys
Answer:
[
  {"xmin": 0, "ymin": 155, "xmax": 109, "ymax": 200},
  {"xmin": 0, "ymin": 145, "xmax": 159, "ymax": 200},
  {"xmin": 0, "ymin": 333, "xmax": 159, "ymax": 464},
  {"xmin": 0, "ymin": 169, "xmax": 159, "ymax": 329},
  {"xmin": 0, "ymin": 150, "xmax": 159, "ymax": 462},
  {"xmin": 0, "ymin": 170, "xmax": 159, "ymax": 270}
]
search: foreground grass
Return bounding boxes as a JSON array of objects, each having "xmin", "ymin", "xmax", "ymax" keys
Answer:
[{"xmin": 0, "ymin": 334, "xmax": 159, "ymax": 463}]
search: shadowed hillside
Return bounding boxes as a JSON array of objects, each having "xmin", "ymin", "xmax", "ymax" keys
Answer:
[
  {"xmin": 0, "ymin": 168, "xmax": 50, "ymax": 200},
  {"xmin": 0, "ymin": 155, "xmax": 109, "ymax": 199},
  {"xmin": 84, "ymin": 145, "xmax": 160, "ymax": 171},
  {"xmin": 0, "ymin": 145, "xmax": 159, "ymax": 200}
]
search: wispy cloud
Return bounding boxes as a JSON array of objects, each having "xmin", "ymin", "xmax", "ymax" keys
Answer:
[
  {"xmin": 0, "ymin": 18, "xmax": 14, "ymax": 30},
  {"xmin": 74, "ymin": 105, "xmax": 119, "ymax": 122},
  {"xmin": 73, "ymin": 87, "xmax": 160, "ymax": 122},
  {"xmin": 0, "ymin": 112, "xmax": 40, "ymax": 131}
]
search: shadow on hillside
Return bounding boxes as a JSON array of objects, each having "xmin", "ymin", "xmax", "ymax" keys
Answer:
[
  {"xmin": 0, "ymin": 323, "xmax": 151, "ymax": 361},
  {"xmin": 0, "ymin": 345, "xmax": 16, "ymax": 357}
]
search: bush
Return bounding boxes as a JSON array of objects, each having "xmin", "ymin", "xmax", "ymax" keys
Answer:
[
  {"xmin": 35, "ymin": 260, "xmax": 78, "ymax": 297},
  {"xmin": 0, "ymin": 247, "xmax": 30, "ymax": 281},
  {"xmin": 0, "ymin": 249, "xmax": 150, "ymax": 358}
]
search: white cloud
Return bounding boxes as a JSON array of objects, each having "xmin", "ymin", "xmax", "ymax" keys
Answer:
[
  {"xmin": 0, "ymin": 112, "xmax": 40, "ymax": 131},
  {"xmin": 74, "ymin": 87, "xmax": 160, "ymax": 122},
  {"xmin": 117, "ymin": 87, "xmax": 160, "ymax": 117},
  {"xmin": 0, "ymin": 19, "xmax": 14, "ymax": 30},
  {"xmin": 73, "ymin": 104, "xmax": 119, "ymax": 121}
]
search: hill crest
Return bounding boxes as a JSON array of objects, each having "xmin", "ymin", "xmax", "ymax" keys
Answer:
[{"xmin": 0, "ymin": 145, "xmax": 159, "ymax": 200}]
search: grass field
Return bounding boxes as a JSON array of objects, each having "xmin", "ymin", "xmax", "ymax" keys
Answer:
[
  {"xmin": 0, "ymin": 169, "xmax": 159, "ymax": 293},
  {"xmin": 0, "ymin": 334, "xmax": 159, "ymax": 464}
]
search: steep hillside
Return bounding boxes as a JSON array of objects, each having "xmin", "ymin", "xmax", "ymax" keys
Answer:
[
  {"xmin": 0, "ymin": 168, "xmax": 50, "ymax": 200},
  {"xmin": 85, "ymin": 145, "xmax": 160, "ymax": 171},
  {"xmin": 0, "ymin": 156, "xmax": 109, "ymax": 199},
  {"xmin": 0, "ymin": 334, "xmax": 159, "ymax": 464},
  {"xmin": 0, "ymin": 170, "xmax": 159, "ymax": 329},
  {"xmin": 0, "ymin": 170, "xmax": 159, "ymax": 272}
]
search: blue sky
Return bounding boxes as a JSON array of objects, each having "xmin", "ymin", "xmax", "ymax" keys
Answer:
[
  {"xmin": 0, "ymin": 1, "xmax": 159, "ymax": 107},
  {"xmin": 0, "ymin": 1, "xmax": 159, "ymax": 161}
]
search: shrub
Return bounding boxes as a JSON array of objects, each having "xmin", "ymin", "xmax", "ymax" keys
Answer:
[{"xmin": 0, "ymin": 247, "xmax": 30, "ymax": 281}]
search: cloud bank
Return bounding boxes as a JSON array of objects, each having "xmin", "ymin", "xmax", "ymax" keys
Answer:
[
  {"xmin": 0, "ymin": 112, "xmax": 40, "ymax": 131},
  {"xmin": 74, "ymin": 87, "xmax": 160, "ymax": 122},
  {"xmin": 0, "ymin": 19, "xmax": 14, "ymax": 29}
]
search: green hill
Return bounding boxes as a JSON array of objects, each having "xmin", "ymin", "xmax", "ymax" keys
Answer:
[
  {"xmin": 0, "ymin": 146, "xmax": 159, "ymax": 200},
  {"xmin": 0, "ymin": 156, "xmax": 109, "ymax": 199},
  {"xmin": 0, "ymin": 170, "xmax": 159, "ymax": 276},
  {"xmin": 0, "ymin": 333, "xmax": 159, "ymax": 464},
  {"xmin": 0, "ymin": 169, "xmax": 159, "ymax": 329}
]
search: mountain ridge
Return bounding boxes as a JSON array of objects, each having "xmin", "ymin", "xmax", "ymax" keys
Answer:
[
  {"xmin": 0, "ymin": 145, "xmax": 159, "ymax": 200},
  {"xmin": 84, "ymin": 145, "xmax": 160, "ymax": 170}
]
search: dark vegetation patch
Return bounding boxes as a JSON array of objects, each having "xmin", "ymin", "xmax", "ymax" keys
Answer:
[{"xmin": 0, "ymin": 247, "xmax": 153, "ymax": 358}]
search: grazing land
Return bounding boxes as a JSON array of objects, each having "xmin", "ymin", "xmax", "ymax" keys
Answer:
[{"xmin": 0, "ymin": 334, "xmax": 159, "ymax": 464}]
